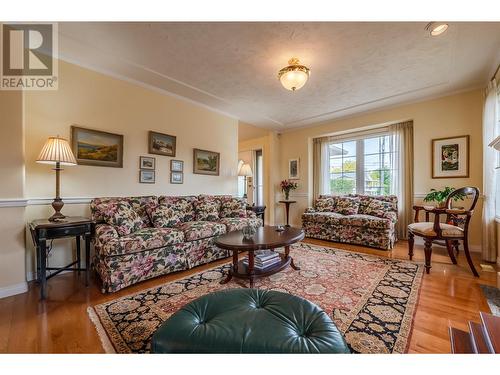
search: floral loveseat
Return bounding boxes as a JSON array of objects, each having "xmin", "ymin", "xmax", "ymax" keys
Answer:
[
  {"xmin": 302, "ymin": 194, "xmax": 398, "ymax": 250},
  {"xmin": 91, "ymin": 195, "xmax": 262, "ymax": 293}
]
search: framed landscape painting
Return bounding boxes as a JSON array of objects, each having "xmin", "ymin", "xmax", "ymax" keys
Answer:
[
  {"xmin": 432, "ymin": 135, "xmax": 469, "ymax": 178},
  {"xmin": 149, "ymin": 131, "xmax": 176, "ymax": 157},
  {"xmin": 139, "ymin": 170, "xmax": 155, "ymax": 183},
  {"xmin": 71, "ymin": 126, "xmax": 123, "ymax": 168},
  {"xmin": 139, "ymin": 156, "xmax": 155, "ymax": 170},
  {"xmin": 193, "ymin": 148, "xmax": 220, "ymax": 176}
]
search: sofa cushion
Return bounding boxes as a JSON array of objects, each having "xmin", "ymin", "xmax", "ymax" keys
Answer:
[
  {"xmin": 364, "ymin": 199, "xmax": 395, "ymax": 218},
  {"xmin": 147, "ymin": 201, "xmax": 183, "ymax": 228},
  {"xmin": 302, "ymin": 212, "xmax": 391, "ymax": 230},
  {"xmin": 220, "ymin": 196, "xmax": 247, "ymax": 218},
  {"xmin": 315, "ymin": 196, "xmax": 336, "ymax": 212},
  {"xmin": 356, "ymin": 194, "xmax": 397, "ymax": 215},
  {"xmin": 194, "ymin": 195, "xmax": 221, "ymax": 221},
  {"xmin": 176, "ymin": 221, "xmax": 226, "ymax": 242},
  {"xmin": 158, "ymin": 196, "xmax": 196, "ymax": 222},
  {"xmin": 100, "ymin": 201, "xmax": 144, "ymax": 236},
  {"xmin": 91, "ymin": 196, "xmax": 158, "ymax": 227},
  {"xmin": 333, "ymin": 197, "xmax": 360, "ymax": 215},
  {"xmin": 100, "ymin": 227, "xmax": 185, "ymax": 256},
  {"xmin": 218, "ymin": 217, "xmax": 263, "ymax": 232}
]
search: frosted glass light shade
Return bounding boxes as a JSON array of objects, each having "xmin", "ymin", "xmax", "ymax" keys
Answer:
[
  {"xmin": 278, "ymin": 58, "xmax": 310, "ymax": 91},
  {"xmin": 238, "ymin": 163, "xmax": 253, "ymax": 177},
  {"xmin": 37, "ymin": 136, "xmax": 77, "ymax": 166}
]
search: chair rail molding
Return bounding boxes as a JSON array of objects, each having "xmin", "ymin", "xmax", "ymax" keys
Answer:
[{"xmin": 0, "ymin": 197, "xmax": 92, "ymax": 208}]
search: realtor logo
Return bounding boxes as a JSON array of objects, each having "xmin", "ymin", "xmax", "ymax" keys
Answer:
[{"xmin": 1, "ymin": 23, "xmax": 58, "ymax": 90}]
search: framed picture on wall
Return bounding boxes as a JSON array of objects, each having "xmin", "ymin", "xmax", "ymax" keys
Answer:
[
  {"xmin": 171, "ymin": 159, "xmax": 184, "ymax": 172},
  {"xmin": 288, "ymin": 158, "xmax": 300, "ymax": 179},
  {"xmin": 139, "ymin": 156, "xmax": 155, "ymax": 170},
  {"xmin": 170, "ymin": 172, "xmax": 184, "ymax": 184},
  {"xmin": 193, "ymin": 148, "xmax": 220, "ymax": 176},
  {"xmin": 139, "ymin": 170, "xmax": 155, "ymax": 183},
  {"xmin": 149, "ymin": 131, "xmax": 176, "ymax": 157},
  {"xmin": 432, "ymin": 135, "xmax": 469, "ymax": 178},
  {"xmin": 71, "ymin": 126, "xmax": 124, "ymax": 168}
]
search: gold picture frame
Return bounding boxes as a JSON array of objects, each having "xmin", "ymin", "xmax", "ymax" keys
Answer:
[
  {"xmin": 71, "ymin": 126, "xmax": 123, "ymax": 168},
  {"xmin": 149, "ymin": 131, "xmax": 176, "ymax": 157},
  {"xmin": 193, "ymin": 148, "xmax": 220, "ymax": 176}
]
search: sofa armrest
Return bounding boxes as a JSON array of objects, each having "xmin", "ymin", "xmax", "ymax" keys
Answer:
[
  {"xmin": 304, "ymin": 207, "xmax": 316, "ymax": 214},
  {"xmin": 94, "ymin": 224, "xmax": 119, "ymax": 244}
]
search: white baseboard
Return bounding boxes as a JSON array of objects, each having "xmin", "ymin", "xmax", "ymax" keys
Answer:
[{"xmin": 0, "ymin": 281, "xmax": 28, "ymax": 299}]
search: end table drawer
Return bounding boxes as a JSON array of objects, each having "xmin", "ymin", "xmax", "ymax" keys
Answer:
[{"xmin": 46, "ymin": 224, "xmax": 91, "ymax": 238}]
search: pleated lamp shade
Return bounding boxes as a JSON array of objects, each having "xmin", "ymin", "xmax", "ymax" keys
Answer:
[
  {"xmin": 37, "ymin": 136, "xmax": 77, "ymax": 166},
  {"xmin": 238, "ymin": 163, "xmax": 253, "ymax": 177}
]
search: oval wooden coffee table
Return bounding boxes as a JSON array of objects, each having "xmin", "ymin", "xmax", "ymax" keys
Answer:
[{"xmin": 215, "ymin": 226, "xmax": 305, "ymax": 288}]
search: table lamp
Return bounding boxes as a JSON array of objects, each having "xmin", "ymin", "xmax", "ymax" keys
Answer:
[
  {"xmin": 238, "ymin": 163, "xmax": 253, "ymax": 199},
  {"xmin": 36, "ymin": 136, "xmax": 77, "ymax": 221}
]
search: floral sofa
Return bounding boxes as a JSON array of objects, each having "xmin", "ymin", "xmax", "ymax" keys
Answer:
[
  {"xmin": 302, "ymin": 194, "xmax": 398, "ymax": 250},
  {"xmin": 91, "ymin": 195, "xmax": 262, "ymax": 293}
]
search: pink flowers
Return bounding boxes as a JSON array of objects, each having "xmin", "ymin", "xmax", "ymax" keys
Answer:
[{"xmin": 280, "ymin": 180, "xmax": 298, "ymax": 194}]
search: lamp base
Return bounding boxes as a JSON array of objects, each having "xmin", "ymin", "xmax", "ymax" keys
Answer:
[{"xmin": 49, "ymin": 198, "xmax": 66, "ymax": 222}]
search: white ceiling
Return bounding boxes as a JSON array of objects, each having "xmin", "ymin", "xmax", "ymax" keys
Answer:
[{"xmin": 58, "ymin": 22, "xmax": 500, "ymax": 131}]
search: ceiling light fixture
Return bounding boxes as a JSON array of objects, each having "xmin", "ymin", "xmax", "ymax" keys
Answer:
[
  {"xmin": 426, "ymin": 22, "xmax": 449, "ymax": 36},
  {"xmin": 278, "ymin": 58, "xmax": 310, "ymax": 91}
]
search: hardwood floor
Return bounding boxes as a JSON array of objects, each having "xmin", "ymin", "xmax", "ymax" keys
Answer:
[{"xmin": 0, "ymin": 239, "xmax": 498, "ymax": 353}]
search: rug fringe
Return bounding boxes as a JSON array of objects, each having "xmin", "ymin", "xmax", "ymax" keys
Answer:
[{"xmin": 87, "ymin": 306, "xmax": 116, "ymax": 354}]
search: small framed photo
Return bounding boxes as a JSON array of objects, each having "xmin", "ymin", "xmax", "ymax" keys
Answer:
[
  {"xmin": 139, "ymin": 156, "xmax": 155, "ymax": 170},
  {"xmin": 171, "ymin": 159, "xmax": 184, "ymax": 172},
  {"xmin": 432, "ymin": 135, "xmax": 469, "ymax": 178},
  {"xmin": 149, "ymin": 131, "xmax": 176, "ymax": 157},
  {"xmin": 288, "ymin": 158, "xmax": 299, "ymax": 179},
  {"xmin": 170, "ymin": 172, "xmax": 184, "ymax": 184},
  {"xmin": 139, "ymin": 170, "xmax": 155, "ymax": 184}
]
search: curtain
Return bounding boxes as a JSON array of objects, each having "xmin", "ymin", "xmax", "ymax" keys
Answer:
[
  {"xmin": 312, "ymin": 137, "xmax": 330, "ymax": 199},
  {"xmin": 390, "ymin": 121, "xmax": 414, "ymax": 240},
  {"xmin": 482, "ymin": 79, "xmax": 498, "ymax": 262}
]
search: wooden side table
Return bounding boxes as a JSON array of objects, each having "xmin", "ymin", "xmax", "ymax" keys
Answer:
[
  {"xmin": 29, "ymin": 216, "xmax": 94, "ymax": 300},
  {"xmin": 279, "ymin": 200, "xmax": 296, "ymax": 227},
  {"xmin": 246, "ymin": 205, "xmax": 266, "ymax": 226}
]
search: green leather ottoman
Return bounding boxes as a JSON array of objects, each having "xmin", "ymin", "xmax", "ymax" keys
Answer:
[{"xmin": 151, "ymin": 288, "xmax": 351, "ymax": 353}]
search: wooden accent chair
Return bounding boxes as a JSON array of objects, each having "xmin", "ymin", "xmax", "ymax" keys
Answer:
[{"xmin": 408, "ymin": 187, "xmax": 479, "ymax": 276}]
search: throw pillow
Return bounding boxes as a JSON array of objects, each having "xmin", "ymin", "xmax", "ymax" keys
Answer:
[
  {"xmin": 147, "ymin": 202, "xmax": 183, "ymax": 228},
  {"xmin": 194, "ymin": 195, "xmax": 221, "ymax": 221},
  {"xmin": 315, "ymin": 196, "xmax": 336, "ymax": 212},
  {"xmin": 364, "ymin": 199, "xmax": 396, "ymax": 219},
  {"xmin": 220, "ymin": 196, "xmax": 247, "ymax": 218},
  {"xmin": 159, "ymin": 196, "xmax": 196, "ymax": 222},
  {"xmin": 333, "ymin": 196, "xmax": 360, "ymax": 215},
  {"xmin": 101, "ymin": 201, "xmax": 143, "ymax": 236}
]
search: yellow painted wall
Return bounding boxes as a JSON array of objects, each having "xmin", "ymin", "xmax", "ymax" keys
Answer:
[
  {"xmin": 0, "ymin": 91, "xmax": 27, "ymax": 295},
  {"xmin": 8, "ymin": 60, "xmax": 239, "ymax": 284},
  {"xmin": 238, "ymin": 121, "xmax": 271, "ymax": 141},
  {"xmin": 277, "ymin": 89, "xmax": 484, "ymax": 249}
]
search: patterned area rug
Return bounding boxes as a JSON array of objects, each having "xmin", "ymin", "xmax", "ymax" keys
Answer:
[
  {"xmin": 480, "ymin": 284, "xmax": 500, "ymax": 316},
  {"xmin": 88, "ymin": 242, "xmax": 423, "ymax": 353}
]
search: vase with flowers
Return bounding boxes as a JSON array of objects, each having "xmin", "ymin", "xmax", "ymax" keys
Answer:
[{"xmin": 280, "ymin": 180, "xmax": 298, "ymax": 200}]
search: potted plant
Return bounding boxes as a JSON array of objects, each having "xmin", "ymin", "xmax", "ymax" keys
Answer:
[
  {"xmin": 280, "ymin": 180, "xmax": 298, "ymax": 200},
  {"xmin": 423, "ymin": 187, "xmax": 465, "ymax": 208}
]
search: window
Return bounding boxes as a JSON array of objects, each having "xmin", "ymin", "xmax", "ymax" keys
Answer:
[
  {"xmin": 328, "ymin": 134, "xmax": 395, "ymax": 196},
  {"xmin": 255, "ymin": 150, "xmax": 263, "ymax": 206}
]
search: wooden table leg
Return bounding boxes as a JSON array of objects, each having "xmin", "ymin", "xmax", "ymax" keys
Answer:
[
  {"xmin": 85, "ymin": 233, "xmax": 91, "ymax": 287},
  {"xmin": 76, "ymin": 235, "xmax": 81, "ymax": 275},
  {"xmin": 285, "ymin": 245, "xmax": 300, "ymax": 270},
  {"xmin": 248, "ymin": 250, "xmax": 255, "ymax": 288},
  {"xmin": 284, "ymin": 202, "xmax": 291, "ymax": 227},
  {"xmin": 39, "ymin": 239, "xmax": 47, "ymax": 300},
  {"xmin": 221, "ymin": 250, "xmax": 237, "ymax": 284}
]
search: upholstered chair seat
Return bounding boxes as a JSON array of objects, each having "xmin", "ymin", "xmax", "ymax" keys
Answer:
[{"xmin": 408, "ymin": 222, "xmax": 464, "ymax": 237}]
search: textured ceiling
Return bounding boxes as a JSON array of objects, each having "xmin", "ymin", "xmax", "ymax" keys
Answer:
[{"xmin": 58, "ymin": 22, "xmax": 500, "ymax": 130}]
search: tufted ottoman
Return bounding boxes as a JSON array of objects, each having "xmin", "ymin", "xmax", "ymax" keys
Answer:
[{"xmin": 151, "ymin": 288, "xmax": 351, "ymax": 353}]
